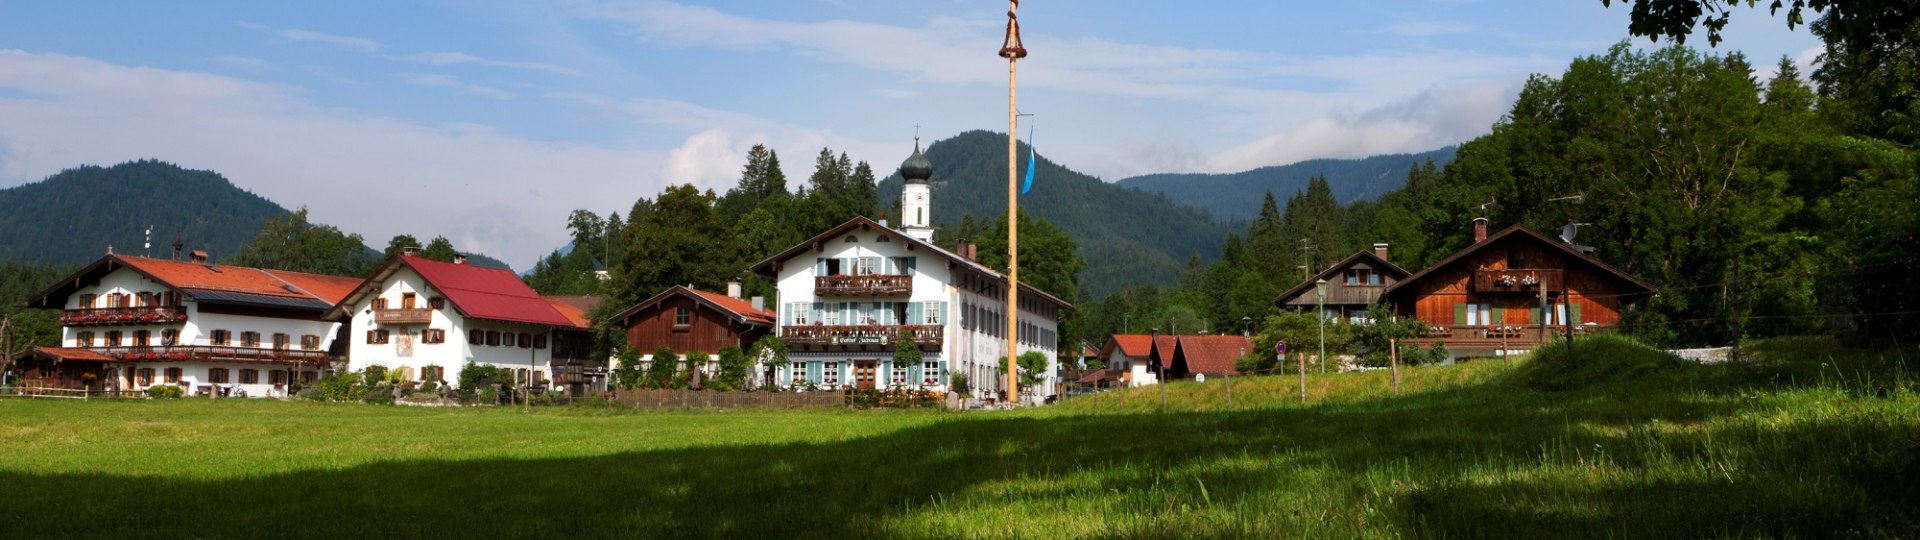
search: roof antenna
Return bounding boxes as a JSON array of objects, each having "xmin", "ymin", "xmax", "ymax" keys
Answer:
[{"xmin": 1474, "ymin": 198, "xmax": 1496, "ymax": 217}]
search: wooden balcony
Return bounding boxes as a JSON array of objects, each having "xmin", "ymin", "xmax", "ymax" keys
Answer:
[
  {"xmin": 93, "ymin": 346, "xmax": 329, "ymax": 365},
  {"xmin": 60, "ymin": 307, "xmax": 187, "ymax": 326},
  {"xmin": 1407, "ymin": 324, "xmax": 1598, "ymax": 348},
  {"xmin": 1471, "ymin": 268, "xmax": 1563, "ymax": 293},
  {"xmin": 374, "ymin": 308, "xmax": 434, "ymax": 325},
  {"xmin": 781, "ymin": 324, "xmax": 942, "ymax": 350},
  {"xmin": 815, "ymin": 274, "xmax": 912, "ymax": 296}
]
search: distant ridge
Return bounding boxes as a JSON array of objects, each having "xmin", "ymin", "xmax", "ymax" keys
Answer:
[
  {"xmin": 0, "ymin": 160, "xmax": 286, "ymax": 267},
  {"xmin": 1116, "ymin": 147, "xmax": 1458, "ymax": 222}
]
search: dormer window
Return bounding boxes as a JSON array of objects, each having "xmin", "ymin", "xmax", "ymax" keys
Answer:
[{"xmin": 844, "ymin": 235, "xmax": 859, "ymax": 243}]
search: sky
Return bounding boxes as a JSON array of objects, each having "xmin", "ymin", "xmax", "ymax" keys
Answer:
[{"xmin": 0, "ymin": 1, "xmax": 1823, "ymax": 270}]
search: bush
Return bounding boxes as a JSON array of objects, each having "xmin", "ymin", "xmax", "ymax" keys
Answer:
[
  {"xmin": 362, "ymin": 383, "xmax": 396, "ymax": 405},
  {"xmin": 362, "ymin": 365, "xmax": 388, "ymax": 387},
  {"xmin": 317, "ymin": 372, "xmax": 368, "ymax": 402},
  {"xmin": 145, "ymin": 385, "xmax": 184, "ymax": 399}
]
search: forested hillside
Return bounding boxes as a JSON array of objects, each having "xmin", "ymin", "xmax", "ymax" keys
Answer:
[
  {"xmin": 1116, "ymin": 147, "xmax": 1457, "ymax": 221},
  {"xmin": 877, "ymin": 130, "xmax": 1233, "ymax": 296},
  {"xmin": 0, "ymin": 160, "xmax": 285, "ymax": 266}
]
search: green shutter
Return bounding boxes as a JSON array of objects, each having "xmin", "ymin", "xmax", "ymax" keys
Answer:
[
  {"xmin": 1491, "ymin": 306, "xmax": 1505, "ymax": 326},
  {"xmin": 815, "ymin": 258, "xmax": 826, "ymax": 276},
  {"xmin": 908, "ymin": 362, "xmax": 922, "ymax": 385},
  {"xmin": 807, "ymin": 361, "xmax": 821, "ymax": 384},
  {"xmin": 1529, "ymin": 306, "xmax": 1541, "ymax": 324},
  {"xmin": 1569, "ymin": 302, "xmax": 1582, "ymax": 325},
  {"xmin": 936, "ymin": 360, "xmax": 947, "ymax": 386},
  {"xmin": 1453, "ymin": 303, "xmax": 1468, "ymax": 325}
]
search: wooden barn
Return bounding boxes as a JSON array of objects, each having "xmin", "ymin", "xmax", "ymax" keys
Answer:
[
  {"xmin": 1381, "ymin": 218, "xmax": 1658, "ymax": 358},
  {"xmin": 1275, "ymin": 243, "xmax": 1411, "ymax": 323},
  {"xmin": 607, "ymin": 283, "xmax": 775, "ymax": 386}
]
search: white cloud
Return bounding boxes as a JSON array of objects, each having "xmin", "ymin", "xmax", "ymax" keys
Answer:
[
  {"xmin": 660, "ymin": 129, "xmax": 745, "ymax": 192},
  {"xmin": 1206, "ymin": 79, "xmax": 1520, "ymax": 172},
  {"xmin": 400, "ymin": 51, "xmax": 585, "ymax": 77},
  {"xmin": 0, "ymin": 50, "xmax": 661, "ymax": 269},
  {"xmin": 276, "ymin": 28, "xmax": 382, "ymax": 52}
]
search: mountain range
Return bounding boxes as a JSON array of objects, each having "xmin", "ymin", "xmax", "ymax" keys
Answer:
[{"xmin": 1116, "ymin": 147, "xmax": 1457, "ymax": 222}]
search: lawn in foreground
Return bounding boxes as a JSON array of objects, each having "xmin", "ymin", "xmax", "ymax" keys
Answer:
[{"xmin": 0, "ymin": 335, "xmax": 1914, "ymax": 539}]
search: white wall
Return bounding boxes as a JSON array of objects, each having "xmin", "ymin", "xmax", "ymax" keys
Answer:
[{"xmin": 342, "ymin": 265, "xmax": 560, "ymax": 388}]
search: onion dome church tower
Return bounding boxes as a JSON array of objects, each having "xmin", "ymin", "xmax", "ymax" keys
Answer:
[{"xmin": 899, "ymin": 134, "xmax": 936, "ymax": 242}]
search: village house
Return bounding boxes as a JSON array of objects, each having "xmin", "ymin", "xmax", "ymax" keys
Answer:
[
  {"xmin": 1096, "ymin": 333, "xmax": 1250, "ymax": 387},
  {"xmin": 606, "ymin": 282, "xmax": 775, "ymax": 387},
  {"xmin": 745, "ymin": 139, "xmax": 1071, "ymax": 403},
  {"xmin": 324, "ymin": 250, "xmax": 602, "ymax": 394},
  {"xmin": 1274, "ymin": 243, "xmax": 1411, "ymax": 323},
  {"xmin": 20, "ymin": 251, "xmax": 359, "ymax": 397},
  {"xmin": 1381, "ymin": 218, "xmax": 1659, "ymax": 358}
]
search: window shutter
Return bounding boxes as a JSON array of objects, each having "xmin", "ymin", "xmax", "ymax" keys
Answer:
[
  {"xmin": 936, "ymin": 360, "xmax": 947, "ymax": 386},
  {"xmin": 807, "ymin": 361, "xmax": 821, "ymax": 384},
  {"xmin": 883, "ymin": 257, "xmax": 895, "ymax": 275},
  {"xmin": 1529, "ymin": 306, "xmax": 1541, "ymax": 324},
  {"xmin": 366, "ymin": 330, "xmax": 376, "ymax": 344},
  {"xmin": 905, "ymin": 257, "xmax": 917, "ymax": 275},
  {"xmin": 908, "ymin": 362, "xmax": 922, "ymax": 385},
  {"xmin": 1568, "ymin": 302, "xmax": 1582, "ymax": 325},
  {"xmin": 907, "ymin": 302, "xmax": 923, "ymax": 326},
  {"xmin": 1452, "ymin": 303, "xmax": 1468, "ymax": 325},
  {"xmin": 815, "ymin": 258, "xmax": 826, "ymax": 276},
  {"xmin": 1490, "ymin": 306, "xmax": 1505, "ymax": 326}
]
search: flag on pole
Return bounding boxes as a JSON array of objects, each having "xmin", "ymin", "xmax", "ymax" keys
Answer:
[{"xmin": 1020, "ymin": 120, "xmax": 1036, "ymax": 195}]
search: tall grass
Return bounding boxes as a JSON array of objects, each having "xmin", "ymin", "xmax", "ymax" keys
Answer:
[{"xmin": 0, "ymin": 335, "xmax": 1914, "ymax": 538}]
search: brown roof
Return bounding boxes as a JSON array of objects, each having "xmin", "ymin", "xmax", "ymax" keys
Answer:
[
  {"xmin": 543, "ymin": 296, "xmax": 603, "ymax": 328},
  {"xmin": 25, "ymin": 346, "xmax": 115, "ymax": 362},
  {"xmin": 1075, "ymin": 369, "xmax": 1115, "ymax": 385},
  {"xmin": 30, "ymin": 255, "xmax": 357, "ymax": 311},
  {"xmin": 1273, "ymin": 249, "xmax": 1411, "ymax": 307},
  {"xmin": 267, "ymin": 270, "xmax": 365, "ymax": 305},
  {"xmin": 1175, "ymin": 335, "xmax": 1252, "ymax": 375},
  {"xmin": 1382, "ymin": 224, "xmax": 1659, "ymax": 299},
  {"xmin": 609, "ymin": 286, "xmax": 776, "ymax": 328}
]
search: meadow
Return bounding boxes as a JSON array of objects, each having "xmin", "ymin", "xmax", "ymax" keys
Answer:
[{"xmin": 1, "ymin": 335, "xmax": 1914, "ymax": 539}]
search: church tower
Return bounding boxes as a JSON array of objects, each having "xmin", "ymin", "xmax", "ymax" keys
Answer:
[{"xmin": 899, "ymin": 134, "xmax": 936, "ymax": 242}]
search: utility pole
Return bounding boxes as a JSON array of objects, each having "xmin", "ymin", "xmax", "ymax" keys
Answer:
[{"xmin": 999, "ymin": 0, "xmax": 1026, "ymax": 408}]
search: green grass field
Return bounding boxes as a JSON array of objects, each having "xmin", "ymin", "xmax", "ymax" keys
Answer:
[{"xmin": 2, "ymin": 335, "xmax": 1915, "ymax": 539}]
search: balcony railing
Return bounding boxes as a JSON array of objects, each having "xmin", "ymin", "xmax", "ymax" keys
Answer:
[
  {"xmin": 781, "ymin": 324, "xmax": 942, "ymax": 349},
  {"xmin": 60, "ymin": 307, "xmax": 187, "ymax": 327},
  {"xmin": 92, "ymin": 345, "xmax": 329, "ymax": 365},
  {"xmin": 1410, "ymin": 323, "xmax": 1598, "ymax": 345},
  {"xmin": 1471, "ymin": 269, "xmax": 1564, "ymax": 293},
  {"xmin": 814, "ymin": 274, "xmax": 913, "ymax": 296},
  {"xmin": 374, "ymin": 308, "xmax": 434, "ymax": 325}
]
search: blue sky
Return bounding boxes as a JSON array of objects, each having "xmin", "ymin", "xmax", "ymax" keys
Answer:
[{"xmin": 0, "ymin": 1, "xmax": 1821, "ymax": 269}]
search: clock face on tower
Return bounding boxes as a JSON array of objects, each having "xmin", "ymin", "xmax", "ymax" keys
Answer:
[{"xmin": 913, "ymin": 194, "xmax": 924, "ymax": 203}]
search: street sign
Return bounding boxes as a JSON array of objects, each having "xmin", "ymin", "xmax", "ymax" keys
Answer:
[{"xmin": 1275, "ymin": 341, "xmax": 1287, "ymax": 355}]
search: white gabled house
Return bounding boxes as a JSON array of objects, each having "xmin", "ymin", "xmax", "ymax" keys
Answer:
[
  {"xmin": 324, "ymin": 252, "xmax": 603, "ymax": 393},
  {"xmin": 745, "ymin": 141, "xmax": 1071, "ymax": 403},
  {"xmin": 21, "ymin": 251, "xmax": 360, "ymax": 397}
]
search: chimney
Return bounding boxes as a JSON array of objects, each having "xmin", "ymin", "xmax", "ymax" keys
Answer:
[
  {"xmin": 750, "ymin": 296, "xmax": 765, "ymax": 312},
  {"xmin": 726, "ymin": 279, "xmax": 742, "ymax": 299},
  {"xmin": 189, "ymin": 250, "xmax": 209, "ymax": 263},
  {"xmin": 967, "ymin": 242, "xmax": 978, "ymax": 262},
  {"xmin": 1472, "ymin": 217, "xmax": 1489, "ymax": 243},
  {"xmin": 402, "ymin": 246, "xmax": 420, "ymax": 257},
  {"xmin": 453, "ymin": 254, "xmax": 468, "ymax": 265},
  {"xmin": 1373, "ymin": 243, "xmax": 1389, "ymax": 261}
]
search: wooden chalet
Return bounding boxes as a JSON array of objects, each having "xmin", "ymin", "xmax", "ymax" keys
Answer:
[
  {"xmin": 1274, "ymin": 243, "xmax": 1410, "ymax": 322},
  {"xmin": 607, "ymin": 283, "xmax": 775, "ymax": 385},
  {"xmin": 1381, "ymin": 219, "xmax": 1658, "ymax": 357}
]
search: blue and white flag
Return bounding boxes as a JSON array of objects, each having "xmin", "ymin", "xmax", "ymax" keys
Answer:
[{"xmin": 1020, "ymin": 120, "xmax": 1036, "ymax": 196}]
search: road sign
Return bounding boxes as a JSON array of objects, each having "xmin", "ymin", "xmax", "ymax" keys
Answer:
[{"xmin": 1275, "ymin": 341, "xmax": 1287, "ymax": 355}]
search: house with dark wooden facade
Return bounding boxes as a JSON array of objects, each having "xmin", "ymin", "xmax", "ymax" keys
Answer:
[
  {"xmin": 1274, "ymin": 243, "xmax": 1410, "ymax": 323},
  {"xmin": 607, "ymin": 282, "xmax": 775, "ymax": 387},
  {"xmin": 1381, "ymin": 218, "xmax": 1658, "ymax": 357}
]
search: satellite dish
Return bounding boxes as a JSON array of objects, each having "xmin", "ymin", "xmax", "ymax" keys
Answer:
[{"xmin": 1560, "ymin": 223, "xmax": 1590, "ymax": 244}]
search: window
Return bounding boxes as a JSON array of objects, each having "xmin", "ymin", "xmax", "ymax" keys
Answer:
[
  {"xmin": 269, "ymin": 370, "xmax": 287, "ymax": 385},
  {"xmin": 423, "ymin": 329, "xmax": 445, "ymax": 344},
  {"xmin": 137, "ymin": 368, "xmax": 154, "ymax": 386},
  {"xmin": 923, "ymin": 361, "xmax": 940, "ymax": 385},
  {"xmin": 132, "ymin": 330, "xmax": 150, "ymax": 346},
  {"xmin": 104, "ymin": 331, "xmax": 122, "ymax": 347},
  {"xmin": 372, "ymin": 298, "xmax": 389, "ymax": 310},
  {"xmin": 107, "ymin": 293, "xmax": 128, "ymax": 308},
  {"xmin": 164, "ymin": 367, "xmax": 182, "ymax": 384},
  {"xmin": 892, "ymin": 363, "xmax": 907, "ymax": 386},
  {"xmin": 162, "ymin": 329, "xmax": 179, "ymax": 346},
  {"xmin": 791, "ymin": 302, "xmax": 810, "ymax": 325},
  {"xmin": 518, "ymin": 333, "xmax": 532, "ymax": 349},
  {"xmin": 301, "ymin": 335, "xmax": 320, "ymax": 350},
  {"xmin": 923, "ymin": 301, "xmax": 944, "ymax": 325},
  {"xmin": 876, "ymin": 235, "xmax": 891, "ymax": 242},
  {"xmin": 137, "ymin": 292, "xmax": 155, "ymax": 306},
  {"xmin": 855, "ymin": 257, "xmax": 876, "ymax": 275},
  {"xmin": 1508, "ymin": 250, "xmax": 1526, "ymax": 269},
  {"xmin": 486, "ymin": 331, "xmax": 501, "ymax": 346},
  {"xmin": 367, "ymin": 329, "xmax": 390, "ymax": 344},
  {"xmin": 534, "ymin": 370, "xmax": 546, "ymax": 383},
  {"xmin": 401, "ymin": 292, "xmax": 417, "ymax": 309},
  {"xmin": 468, "ymin": 330, "xmax": 484, "ymax": 345},
  {"xmin": 301, "ymin": 371, "xmax": 318, "ymax": 383},
  {"xmin": 675, "ymin": 305, "xmax": 691, "ymax": 326},
  {"xmin": 78, "ymin": 294, "xmax": 96, "ymax": 308},
  {"xmin": 209, "ymin": 368, "xmax": 230, "ymax": 383},
  {"xmin": 239, "ymin": 369, "xmax": 259, "ymax": 384},
  {"xmin": 533, "ymin": 335, "xmax": 547, "ymax": 349},
  {"xmin": 273, "ymin": 333, "xmax": 290, "ymax": 350},
  {"xmin": 822, "ymin": 362, "xmax": 840, "ymax": 386},
  {"xmin": 429, "ymin": 297, "xmax": 445, "ymax": 309},
  {"xmin": 422, "ymin": 365, "xmax": 444, "ymax": 383},
  {"xmin": 76, "ymin": 332, "xmax": 94, "ymax": 348},
  {"xmin": 791, "ymin": 362, "xmax": 808, "ymax": 385},
  {"xmin": 211, "ymin": 330, "xmax": 231, "ymax": 346},
  {"xmin": 843, "ymin": 234, "xmax": 859, "ymax": 243},
  {"xmin": 502, "ymin": 333, "xmax": 517, "ymax": 348},
  {"xmin": 241, "ymin": 331, "xmax": 261, "ymax": 347},
  {"xmin": 1465, "ymin": 303, "xmax": 1495, "ymax": 327}
]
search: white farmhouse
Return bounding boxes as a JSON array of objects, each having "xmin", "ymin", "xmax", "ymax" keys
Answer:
[
  {"xmin": 22, "ymin": 252, "xmax": 360, "ymax": 397},
  {"xmin": 325, "ymin": 252, "xmax": 602, "ymax": 393},
  {"xmin": 745, "ymin": 140, "xmax": 1072, "ymax": 403}
]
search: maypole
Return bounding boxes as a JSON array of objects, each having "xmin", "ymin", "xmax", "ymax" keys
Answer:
[{"xmin": 998, "ymin": 0, "xmax": 1027, "ymax": 406}]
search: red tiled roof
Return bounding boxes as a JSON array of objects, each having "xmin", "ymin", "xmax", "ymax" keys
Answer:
[
  {"xmin": 400, "ymin": 256, "xmax": 576, "ymax": 328},
  {"xmin": 543, "ymin": 296, "xmax": 600, "ymax": 329},
  {"xmin": 28, "ymin": 346, "xmax": 115, "ymax": 362},
  {"xmin": 267, "ymin": 270, "xmax": 364, "ymax": 305},
  {"xmin": 689, "ymin": 289, "xmax": 777, "ymax": 326},
  {"xmin": 1153, "ymin": 335, "xmax": 1179, "ymax": 368},
  {"xmin": 1177, "ymin": 335, "xmax": 1252, "ymax": 375},
  {"xmin": 1109, "ymin": 334, "xmax": 1153, "ymax": 358},
  {"xmin": 115, "ymin": 256, "xmax": 321, "ymax": 300}
]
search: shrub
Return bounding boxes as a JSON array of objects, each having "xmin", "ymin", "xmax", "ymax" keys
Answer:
[
  {"xmin": 362, "ymin": 383, "xmax": 396, "ymax": 405},
  {"xmin": 362, "ymin": 365, "xmax": 388, "ymax": 387},
  {"xmin": 145, "ymin": 385, "xmax": 183, "ymax": 399}
]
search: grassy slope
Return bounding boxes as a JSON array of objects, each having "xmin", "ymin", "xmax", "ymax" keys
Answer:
[{"xmin": 1, "ymin": 336, "xmax": 1914, "ymax": 539}]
